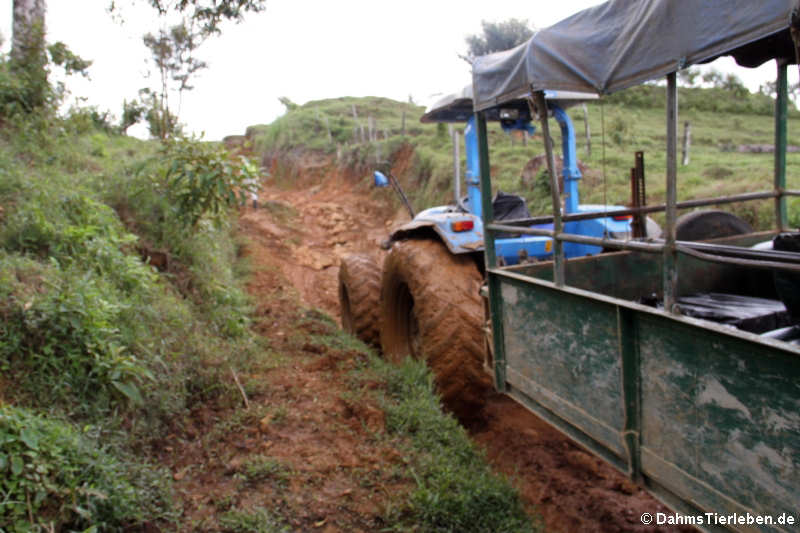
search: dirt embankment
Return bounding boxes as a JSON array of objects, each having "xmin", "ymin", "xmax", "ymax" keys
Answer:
[
  {"xmin": 160, "ymin": 154, "xmax": 413, "ymax": 531},
  {"xmin": 230, "ymin": 150, "xmax": 696, "ymax": 533}
]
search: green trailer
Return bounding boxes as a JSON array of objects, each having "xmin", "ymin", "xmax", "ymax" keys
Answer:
[{"xmin": 471, "ymin": 1, "xmax": 800, "ymax": 531}]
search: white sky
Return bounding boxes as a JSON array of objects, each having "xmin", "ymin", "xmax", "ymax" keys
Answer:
[{"xmin": 0, "ymin": 0, "xmax": 790, "ymax": 140}]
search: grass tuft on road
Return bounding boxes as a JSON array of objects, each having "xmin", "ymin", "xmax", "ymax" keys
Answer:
[{"xmin": 365, "ymin": 355, "xmax": 542, "ymax": 533}]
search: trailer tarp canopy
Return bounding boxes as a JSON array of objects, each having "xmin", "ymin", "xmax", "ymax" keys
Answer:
[
  {"xmin": 472, "ymin": 0, "xmax": 799, "ymax": 110},
  {"xmin": 421, "ymin": 86, "xmax": 597, "ymax": 123}
]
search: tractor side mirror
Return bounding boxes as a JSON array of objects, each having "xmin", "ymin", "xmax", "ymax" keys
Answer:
[{"xmin": 373, "ymin": 170, "xmax": 389, "ymax": 188}]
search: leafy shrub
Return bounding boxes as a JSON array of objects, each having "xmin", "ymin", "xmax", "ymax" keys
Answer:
[
  {"xmin": 0, "ymin": 405, "xmax": 172, "ymax": 531},
  {"xmin": 157, "ymin": 136, "xmax": 259, "ymax": 228},
  {"xmin": 0, "ymin": 31, "xmax": 90, "ymax": 121},
  {"xmin": 605, "ymin": 85, "xmax": 786, "ymax": 116},
  {"xmin": 788, "ymin": 197, "xmax": 800, "ymax": 229},
  {"xmin": 609, "ymin": 115, "xmax": 630, "ymax": 146},
  {"xmin": 0, "ymin": 254, "xmax": 154, "ymax": 411}
]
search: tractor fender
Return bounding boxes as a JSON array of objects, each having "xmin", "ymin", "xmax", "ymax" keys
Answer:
[{"xmin": 388, "ymin": 211, "xmax": 484, "ymax": 255}]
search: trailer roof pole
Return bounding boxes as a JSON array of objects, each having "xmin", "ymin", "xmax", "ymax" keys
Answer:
[
  {"xmin": 775, "ymin": 60, "xmax": 789, "ymax": 231},
  {"xmin": 476, "ymin": 112, "xmax": 497, "ymax": 269},
  {"xmin": 453, "ymin": 127, "xmax": 461, "ymax": 206},
  {"xmin": 476, "ymin": 110, "xmax": 508, "ymax": 392},
  {"xmin": 534, "ymin": 90, "xmax": 565, "ymax": 287},
  {"xmin": 663, "ymin": 72, "xmax": 679, "ymax": 313}
]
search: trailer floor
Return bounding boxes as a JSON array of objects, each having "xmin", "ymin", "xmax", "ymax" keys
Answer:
[{"xmin": 230, "ymin": 155, "xmax": 696, "ymax": 532}]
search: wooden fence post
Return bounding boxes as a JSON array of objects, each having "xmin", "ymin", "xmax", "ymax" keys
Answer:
[
  {"xmin": 324, "ymin": 116, "xmax": 332, "ymax": 144},
  {"xmin": 582, "ymin": 103, "xmax": 591, "ymax": 157},
  {"xmin": 682, "ymin": 121, "xmax": 691, "ymax": 165}
]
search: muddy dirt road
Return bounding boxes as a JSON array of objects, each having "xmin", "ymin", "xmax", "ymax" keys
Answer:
[{"xmin": 238, "ymin": 160, "xmax": 694, "ymax": 533}]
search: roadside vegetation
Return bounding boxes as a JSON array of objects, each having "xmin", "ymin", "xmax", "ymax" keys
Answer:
[
  {"xmin": 373, "ymin": 356, "xmax": 538, "ymax": 532},
  {"xmin": 5, "ymin": 7, "xmax": 797, "ymax": 527},
  {"xmin": 0, "ymin": 103, "xmax": 261, "ymax": 529},
  {"xmin": 0, "ymin": 48, "xmax": 537, "ymax": 533},
  {"xmin": 249, "ymin": 82, "xmax": 800, "ymax": 229}
]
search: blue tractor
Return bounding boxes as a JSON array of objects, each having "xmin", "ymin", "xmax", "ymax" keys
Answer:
[{"xmin": 338, "ymin": 88, "xmax": 657, "ymax": 417}]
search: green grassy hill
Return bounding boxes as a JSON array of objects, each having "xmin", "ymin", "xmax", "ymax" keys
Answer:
[{"xmin": 249, "ymin": 87, "xmax": 800, "ymax": 229}]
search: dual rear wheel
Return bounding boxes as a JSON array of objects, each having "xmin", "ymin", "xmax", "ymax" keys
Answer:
[{"xmin": 338, "ymin": 240, "xmax": 489, "ymax": 418}]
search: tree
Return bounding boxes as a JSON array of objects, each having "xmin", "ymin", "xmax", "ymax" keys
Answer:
[
  {"xmin": 119, "ymin": 98, "xmax": 145, "ymax": 135},
  {"xmin": 760, "ymin": 79, "xmax": 800, "ymax": 103},
  {"xmin": 701, "ymin": 69, "xmax": 748, "ymax": 97},
  {"xmin": 6, "ymin": 0, "xmax": 90, "ymax": 115},
  {"xmin": 678, "ymin": 67, "xmax": 700, "ymax": 87},
  {"xmin": 278, "ymin": 96, "xmax": 298, "ymax": 112},
  {"xmin": 109, "ymin": 0, "xmax": 267, "ymax": 34},
  {"xmin": 701, "ymin": 69, "xmax": 724, "ymax": 87},
  {"xmin": 142, "ymin": 22, "xmax": 207, "ymax": 139},
  {"xmin": 12, "ymin": 0, "xmax": 46, "ymax": 60},
  {"xmin": 463, "ymin": 18, "xmax": 534, "ymax": 63},
  {"xmin": 10, "ymin": 0, "xmax": 47, "ymax": 109},
  {"xmin": 113, "ymin": 0, "xmax": 266, "ymax": 138}
]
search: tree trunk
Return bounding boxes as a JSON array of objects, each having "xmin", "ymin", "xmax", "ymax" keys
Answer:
[
  {"xmin": 12, "ymin": 0, "xmax": 47, "ymax": 59},
  {"xmin": 12, "ymin": 0, "xmax": 48, "ymax": 110},
  {"xmin": 682, "ymin": 121, "xmax": 691, "ymax": 166}
]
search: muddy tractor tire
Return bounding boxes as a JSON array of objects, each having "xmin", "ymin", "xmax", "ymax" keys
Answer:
[
  {"xmin": 675, "ymin": 209, "xmax": 753, "ymax": 241},
  {"xmin": 338, "ymin": 254, "xmax": 381, "ymax": 347},
  {"xmin": 379, "ymin": 239, "xmax": 490, "ymax": 419}
]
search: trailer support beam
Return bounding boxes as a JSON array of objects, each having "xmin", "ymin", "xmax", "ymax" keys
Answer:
[
  {"xmin": 534, "ymin": 91, "xmax": 565, "ymax": 287},
  {"xmin": 775, "ymin": 60, "xmax": 789, "ymax": 231},
  {"xmin": 477, "ymin": 111, "xmax": 508, "ymax": 392},
  {"xmin": 663, "ymin": 73, "xmax": 678, "ymax": 314}
]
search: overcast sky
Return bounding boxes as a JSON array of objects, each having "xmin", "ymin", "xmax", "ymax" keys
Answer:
[{"xmin": 0, "ymin": 0, "xmax": 790, "ymax": 140}]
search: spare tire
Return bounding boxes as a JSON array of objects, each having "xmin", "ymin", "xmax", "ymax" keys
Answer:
[
  {"xmin": 772, "ymin": 233, "xmax": 800, "ymax": 319},
  {"xmin": 675, "ymin": 210, "xmax": 753, "ymax": 241},
  {"xmin": 338, "ymin": 254, "xmax": 381, "ymax": 347},
  {"xmin": 379, "ymin": 239, "xmax": 490, "ymax": 420}
]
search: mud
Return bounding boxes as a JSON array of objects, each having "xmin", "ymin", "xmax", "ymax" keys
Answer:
[{"xmin": 230, "ymin": 152, "xmax": 699, "ymax": 533}]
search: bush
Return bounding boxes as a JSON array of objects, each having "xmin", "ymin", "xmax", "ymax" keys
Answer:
[
  {"xmin": 110, "ymin": 147, "xmax": 255, "ymax": 339},
  {"xmin": 0, "ymin": 253, "xmax": 154, "ymax": 413},
  {"xmin": 605, "ymin": 85, "xmax": 785, "ymax": 116},
  {"xmin": 0, "ymin": 405, "xmax": 172, "ymax": 531},
  {"xmin": 155, "ymin": 136, "xmax": 259, "ymax": 228}
]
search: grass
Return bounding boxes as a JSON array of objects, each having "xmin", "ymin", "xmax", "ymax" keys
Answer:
[
  {"xmin": 235, "ymin": 455, "xmax": 291, "ymax": 488},
  {"xmin": 358, "ymin": 356, "xmax": 541, "ymax": 533},
  {"xmin": 218, "ymin": 507, "xmax": 289, "ymax": 533},
  {"xmin": 0, "ymin": 108, "xmax": 261, "ymax": 528},
  {"xmin": 250, "ymin": 87, "xmax": 800, "ymax": 230},
  {"xmin": 0, "ymin": 404, "xmax": 175, "ymax": 531}
]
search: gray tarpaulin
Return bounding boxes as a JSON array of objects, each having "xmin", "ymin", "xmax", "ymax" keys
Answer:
[{"xmin": 472, "ymin": 0, "xmax": 799, "ymax": 110}]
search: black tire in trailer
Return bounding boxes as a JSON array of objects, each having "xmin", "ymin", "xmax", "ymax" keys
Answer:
[{"xmin": 675, "ymin": 209, "xmax": 753, "ymax": 241}]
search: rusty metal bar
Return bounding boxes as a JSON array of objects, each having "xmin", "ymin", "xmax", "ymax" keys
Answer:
[
  {"xmin": 486, "ymin": 224, "xmax": 663, "ymax": 253},
  {"xmin": 630, "ymin": 151, "xmax": 647, "ymax": 238},
  {"xmin": 677, "ymin": 245, "xmax": 800, "ymax": 273},
  {"xmin": 534, "ymin": 91, "xmax": 565, "ymax": 287},
  {"xmin": 493, "ymin": 190, "xmax": 784, "ymax": 227},
  {"xmin": 488, "ymin": 222, "xmax": 800, "ymax": 274}
]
